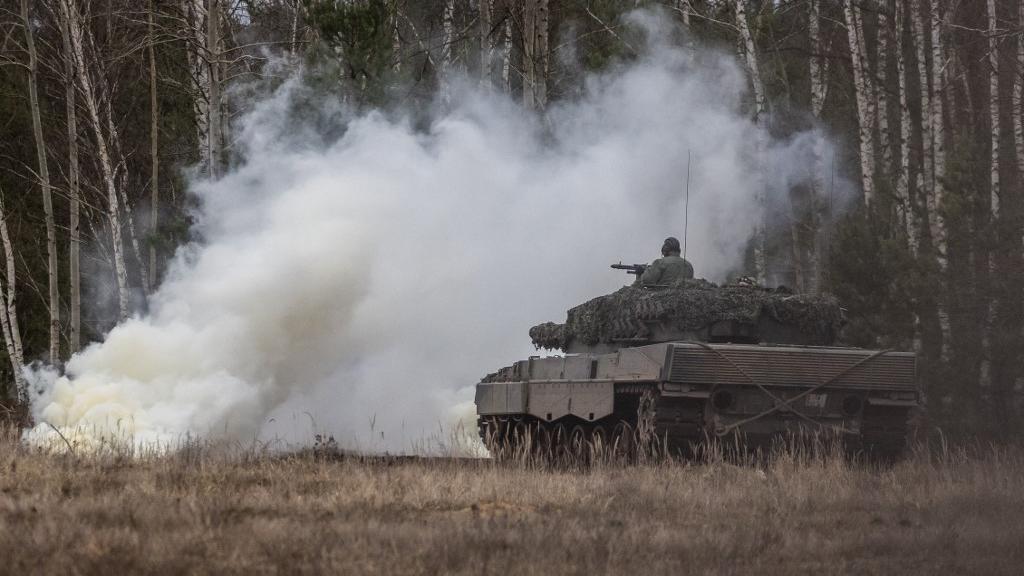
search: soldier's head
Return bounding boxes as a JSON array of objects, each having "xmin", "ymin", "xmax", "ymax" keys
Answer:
[{"xmin": 661, "ymin": 237, "xmax": 681, "ymax": 257}]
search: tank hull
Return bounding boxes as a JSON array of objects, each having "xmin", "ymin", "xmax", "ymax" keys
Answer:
[{"xmin": 476, "ymin": 342, "xmax": 919, "ymax": 460}]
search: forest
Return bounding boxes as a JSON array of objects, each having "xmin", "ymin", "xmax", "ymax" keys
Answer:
[{"xmin": 0, "ymin": 0, "xmax": 1022, "ymax": 442}]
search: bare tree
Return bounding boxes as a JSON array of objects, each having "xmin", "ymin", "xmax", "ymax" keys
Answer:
[
  {"xmin": 59, "ymin": 0, "xmax": 130, "ymax": 320},
  {"xmin": 149, "ymin": 0, "xmax": 159, "ymax": 291},
  {"xmin": 522, "ymin": 0, "xmax": 549, "ymax": 110},
  {"xmin": 0, "ymin": 194, "xmax": 25, "ymax": 397},
  {"xmin": 479, "ymin": 0, "xmax": 492, "ymax": 86},
  {"xmin": 57, "ymin": 0, "xmax": 82, "ymax": 354},
  {"xmin": 929, "ymin": 0, "xmax": 947, "ymax": 260},
  {"xmin": 894, "ymin": 0, "xmax": 918, "ymax": 255},
  {"xmin": 21, "ymin": 0, "xmax": 60, "ymax": 363},
  {"xmin": 440, "ymin": 0, "xmax": 454, "ymax": 102},
  {"xmin": 502, "ymin": 6, "xmax": 511, "ymax": 92},
  {"xmin": 735, "ymin": 0, "xmax": 768, "ymax": 284},
  {"xmin": 876, "ymin": 8, "xmax": 893, "ymax": 180},
  {"xmin": 844, "ymin": 0, "xmax": 876, "ymax": 208},
  {"xmin": 1016, "ymin": 0, "xmax": 1024, "ymax": 181},
  {"xmin": 807, "ymin": 0, "xmax": 829, "ymax": 293}
]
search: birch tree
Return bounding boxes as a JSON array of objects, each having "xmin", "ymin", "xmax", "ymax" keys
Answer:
[
  {"xmin": 0, "ymin": 194, "xmax": 25, "ymax": 397},
  {"xmin": 522, "ymin": 0, "xmax": 549, "ymax": 110},
  {"xmin": 844, "ymin": 0, "xmax": 876, "ymax": 208},
  {"xmin": 929, "ymin": 0, "xmax": 947, "ymax": 259},
  {"xmin": 735, "ymin": 0, "xmax": 767, "ymax": 284},
  {"xmin": 207, "ymin": 0, "xmax": 222, "ymax": 178},
  {"xmin": 1015, "ymin": 0, "xmax": 1024, "ymax": 181},
  {"xmin": 59, "ymin": 0, "xmax": 130, "ymax": 320},
  {"xmin": 479, "ymin": 0, "xmax": 492, "ymax": 86},
  {"xmin": 894, "ymin": 0, "xmax": 918, "ymax": 254},
  {"xmin": 807, "ymin": 0, "xmax": 829, "ymax": 293},
  {"xmin": 58, "ymin": 0, "xmax": 82, "ymax": 354},
  {"xmin": 21, "ymin": 0, "xmax": 60, "ymax": 363},
  {"xmin": 876, "ymin": 8, "xmax": 893, "ymax": 180},
  {"xmin": 440, "ymin": 0, "xmax": 454, "ymax": 102},
  {"xmin": 149, "ymin": 0, "xmax": 159, "ymax": 290}
]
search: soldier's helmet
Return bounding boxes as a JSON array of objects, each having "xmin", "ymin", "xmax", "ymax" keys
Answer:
[{"xmin": 662, "ymin": 237, "xmax": 681, "ymax": 256}]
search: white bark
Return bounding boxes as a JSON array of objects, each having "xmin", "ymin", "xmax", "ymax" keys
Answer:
[
  {"xmin": 911, "ymin": 0, "xmax": 933, "ymax": 210},
  {"xmin": 207, "ymin": 0, "xmax": 222, "ymax": 178},
  {"xmin": 21, "ymin": 0, "xmax": 60, "ymax": 364},
  {"xmin": 480, "ymin": 0, "xmax": 493, "ymax": 86},
  {"xmin": 59, "ymin": 7, "xmax": 81, "ymax": 354},
  {"xmin": 502, "ymin": 13, "xmax": 512, "ymax": 92},
  {"xmin": 929, "ymin": 0, "xmax": 947, "ymax": 260},
  {"xmin": 735, "ymin": 0, "xmax": 768, "ymax": 285},
  {"xmin": 60, "ymin": 0, "xmax": 130, "ymax": 321},
  {"xmin": 1015, "ymin": 0, "xmax": 1024, "ymax": 181},
  {"xmin": 807, "ymin": 0, "xmax": 828, "ymax": 294},
  {"xmin": 877, "ymin": 9, "xmax": 893, "ymax": 180},
  {"xmin": 149, "ymin": 0, "xmax": 159, "ymax": 291},
  {"xmin": 988, "ymin": 0, "xmax": 1001, "ymax": 219},
  {"xmin": 0, "ymin": 195, "xmax": 25, "ymax": 396},
  {"xmin": 844, "ymin": 0, "xmax": 877, "ymax": 208},
  {"xmin": 895, "ymin": 0, "xmax": 918, "ymax": 255},
  {"xmin": 521, "ymin": 0, "xmax": 549, "ymax": 110}
]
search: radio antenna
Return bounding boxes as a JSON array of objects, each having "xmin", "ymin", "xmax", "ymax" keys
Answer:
[{"xmin": 683, "ymin": 150, "xmax": 692, "ymax": 260}]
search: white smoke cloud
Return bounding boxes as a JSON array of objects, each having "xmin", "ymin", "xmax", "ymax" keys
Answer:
[{"xmin": 26, "ymin": 16, "xmax": 834, "ymax": 452}]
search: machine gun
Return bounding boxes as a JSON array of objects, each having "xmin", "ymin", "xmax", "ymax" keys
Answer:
[{"xmin": 611, "ymin": 262, "xmax": 648, "ymax": 277}]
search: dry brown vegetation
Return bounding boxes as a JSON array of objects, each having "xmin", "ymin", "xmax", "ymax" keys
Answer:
[{"xmin": 1, "ymin": 430, "xmax": 1022, "ymax": 575}]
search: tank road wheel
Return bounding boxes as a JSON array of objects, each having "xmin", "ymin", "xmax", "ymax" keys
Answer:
[
  {"xmin": 590, "ymin": 425, "xmax": 608, "ymax": 460},
  {"xmin": 480, "ymin": 417, "xmax": 509, "ymax": 460},
  {"xmin": 611, "ymin": 422, "xmax": 635, "ymax": 460},
  {"xmin": 636, "ymin": 389, "xmax": 660, "ymax": 461},
  {"xmin": 568, "ymin": 424, "xmax": 588, "ymax": 464}
]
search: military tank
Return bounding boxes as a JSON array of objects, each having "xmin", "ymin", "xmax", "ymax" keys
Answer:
[{"xmin": 474, "ymin": 265, "xmax": 919, "ymax": 460}]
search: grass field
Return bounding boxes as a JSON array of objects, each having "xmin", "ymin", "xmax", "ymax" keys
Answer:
[{"xmin": 1, "ymin": 430, "xmax": 1022, "ymax": 575}]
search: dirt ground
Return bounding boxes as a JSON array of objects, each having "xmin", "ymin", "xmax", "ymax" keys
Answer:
[{"xmin": 1, "ymin": 434, "xmax": 1022, "ymax": 575}]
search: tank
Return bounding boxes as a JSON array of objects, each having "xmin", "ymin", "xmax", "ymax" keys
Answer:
[{"xmin": 474, "ymin": 265, "xmax": 920, "ymax": 460}]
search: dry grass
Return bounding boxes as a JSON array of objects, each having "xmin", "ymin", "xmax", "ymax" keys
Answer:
[{"xmin": 1, "ymin": 430, "xmax": 1022, "ymax": 575}]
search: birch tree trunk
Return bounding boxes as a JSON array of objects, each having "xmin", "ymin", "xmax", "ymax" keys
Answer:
[
  {"xmin": 988, "ymin": 0, "xmax": 1001, "ymax": 219},
  {"xmin": 930, "ymin": 0, "xmax": 951, "ymax": 360},
  {"xmin": 844, "ymin": 0, "xmax": 877, "ymax": 209},
  {"xmin": 522, "ymin": 1, "xmax": 536, "ymax": 109},
  {"xmin": 502, "ymin": 12, "xmax": 511, "ymax": 93},
  {"xmin": 535, "ymin": 0, "xmax": 548, "ymax": 109},
  {"xmin": 479, "ymin": 0, "xmax": 492, "ymax": 86},
  {"xmin": 876, "ymin": 9, "xmax": 893, "ymax": 181},
  {"xmin": 21, "ymin": 0, "xmax": 60, "ymax": 364},
  {"xmin": 735, "ymin": 0, "xmax": 768, "ymax": 285},
  {"xmin": 1015, "ymin": 0, "xmax": 1024, "ymax": 181},
  {"xmin": 894, "ymin": 0, "xmax": 918, "ymax": 255},
  {"xmin": 60, "ymin": 6, "xmax": 82, "ymax": 355},
  {"xmin": 807, "ymin": 0, "xmax": 828, "ymax": 294},
  {"xmin": 0, "ymin": 195, "xmax": 25, "ymax": 396},
  {"xmin": 911, "ymin": 0, "xmax": 933, "ymax": 215},
  {"xmin": 929, "ymin": 0, "xmax": 947, "ymax": 259},
  {"xmin": 148, "ymin": 0, "xmax": 159, "ymax": 291},
  {"xmin": 60, "ymin": 0, "xmax": 130, "ymax": 321},
  {"xmin": 207, "ymin": 0, "xmax": 222, "ymax": 178}
]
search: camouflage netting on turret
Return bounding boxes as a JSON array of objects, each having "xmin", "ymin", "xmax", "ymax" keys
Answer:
[{"xmin": 529, "ymin": 279, "xmax": 844, "ymax": 351}]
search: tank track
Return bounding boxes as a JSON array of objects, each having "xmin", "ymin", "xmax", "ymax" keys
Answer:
[{"xmin": 477, "ymin": 385, "xmax": 912, "ymax": 461}]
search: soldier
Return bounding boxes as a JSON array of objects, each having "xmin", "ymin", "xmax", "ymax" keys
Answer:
[{"xmin": 640, "ymin": 237, "xmax": 694, "ymax": 287}]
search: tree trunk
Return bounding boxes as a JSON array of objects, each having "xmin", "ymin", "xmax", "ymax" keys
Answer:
[
  {"xmin": 929, "ymin": 0, "xmax": 947, "ymax": 260},
  {"xmin": 911, "ymin": 0, "xmax": 933, "ymax": 221},
  {"xmin": 502, "ymin": 9, "xmax": 512, "ymax": 93},
  {"xmin": 60, "ymin": 0, "xmax": 130, "ymax": 321},
  {"xmin": 807, "ymin": 0, "xmax": 828, "ymax": 294},
  {"xmin": 59, "ymin": 6, "xmax": 82, "ymax": 355},
  {"xmin": 21, "ymin": 0, "xmax": 60, "ymax": 364},
  {"xmin": 877, "ymin": 9, "xmax": 894, "ymax": 182},
  {"xmin": 844, "ymin": 0, "xmax": 877, "ymax": 209},
  {"xmin": 0, "ymin": 195, "xmax": 25, "ymax": 398},
  {"xmin": 895, "ymin": 0, "xmax": 918, "ymax": 255},
  {"xmin": 522, "ymin": 1, "xmax": 536, "ymax": 109},
  {"xmin": 1016, "ymin": 0, "xmax": 1024, "ymax": 181},
  {"xmin": 736, "ymin": 0, "xmax": 768, "ymax": 284},
  {"xmin": 207, "ymin": 0, "xmax": 221, "ymax": 178},
  {"xmin": 149, "ymin": 0, "xmax": 160, "ymax": 291},
  {"xmin": 479, "ymin": 0, "xmax": 492, "ymax": 86}
]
